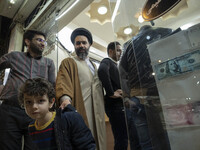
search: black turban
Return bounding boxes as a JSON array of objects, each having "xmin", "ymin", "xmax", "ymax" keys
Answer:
[{"xmin": 71, "ymin": 28, "xmax": 93, "ymax": 45}]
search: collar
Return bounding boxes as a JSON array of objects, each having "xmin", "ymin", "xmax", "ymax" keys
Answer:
[
  {"xmin": 26, "ymin": 52, "xmax": 42, "ymax": 59},
  {"xmin": 108, "ymin": 57, "xmax": 118, "ymax": 64},
  {"xmin": 85, "ymin": 57, "xmax": 90, "ymax": 63}
]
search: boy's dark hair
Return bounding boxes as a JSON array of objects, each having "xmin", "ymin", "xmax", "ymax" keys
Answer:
[
  {"xmin": 107, "ymin": 41, "xmax": 121, "ymax": 55},
  {"xmin": 23, "ymin": 30, "xmax": 46, "ymax": 46},
  {"xmin": 18, "ymin": 78, "xmax": 55, "ymax": 110}
]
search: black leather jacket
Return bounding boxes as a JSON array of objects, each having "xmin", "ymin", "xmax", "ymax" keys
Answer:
[{"xmin": 119, "ymin": 26, "xmax": 173, "ymax": 97}]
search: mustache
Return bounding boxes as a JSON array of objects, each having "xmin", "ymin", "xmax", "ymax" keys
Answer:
[{"xmin": 77, "ymin": 47, "xmax": 86, "ymax": 51}]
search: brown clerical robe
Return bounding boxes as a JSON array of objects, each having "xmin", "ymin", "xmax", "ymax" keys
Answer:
[{"xmin": 56, "ymin": 56, "xmax": 106, "ymax": 150}]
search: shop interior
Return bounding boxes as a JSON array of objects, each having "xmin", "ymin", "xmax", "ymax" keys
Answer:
[{"xmin": 0, "ymin": 0, "xmax": 200, "ymax": 149}]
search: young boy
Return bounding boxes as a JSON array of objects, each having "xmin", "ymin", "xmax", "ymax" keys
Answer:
[{"xmin": 18, "ymin": 78, "xmax": 96, "ymax": 150}]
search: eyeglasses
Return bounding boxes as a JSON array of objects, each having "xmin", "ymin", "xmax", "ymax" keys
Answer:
[{"xmin": 34, "ymin": 38, "xmax": 47, "ymax": 46}]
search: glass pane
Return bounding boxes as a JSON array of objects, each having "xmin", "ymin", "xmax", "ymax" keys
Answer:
[{"xmin": 108, "ymin": 0, "xmax": 200, "ymax": 150}]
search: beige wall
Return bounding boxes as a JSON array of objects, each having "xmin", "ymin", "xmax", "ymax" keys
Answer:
[{"xmin": 8, "ymin": 23, "xmax": 24, "ymax": 52}]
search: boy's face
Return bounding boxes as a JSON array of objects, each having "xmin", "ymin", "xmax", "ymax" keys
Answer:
[{"xmin": 24, "ymin": 94, "xmax": 54, "ymax": 122}]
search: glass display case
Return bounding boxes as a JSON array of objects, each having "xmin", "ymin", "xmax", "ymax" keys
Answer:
[{"xmin": 108, "ymin": 0, "xmax": 200, "ymax": 150}]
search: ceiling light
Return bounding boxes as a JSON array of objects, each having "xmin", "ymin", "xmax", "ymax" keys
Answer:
[
  {"xmin": 116, "ymin": 24, "xmax": 139, "ymax": 41},
  {"xmin": 111, "ymin": 0, "xmax": 121, "ymax": 22},
  {"xmin": 87, "ymin": 0, "xmax": 112, "ymax": 25},
  {"xmin": 98, "ymin": 6, "xmax": 107, "ymax": 15},
  {"xmin": 124, "ymin": 27, "xmax": 132, "ymax": 35},
  {"xmin": 10, "ymin": 0, "xmax": 16, "ymax": 4},
  {"xmin": 138, "ymin": 15, "xmax": 144, "ymax": 23}
]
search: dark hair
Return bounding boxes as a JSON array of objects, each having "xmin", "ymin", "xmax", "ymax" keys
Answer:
[
  {"xmin": 23, "ymin": 30, "xmax": 46, "ymax": 46},
  {"xmin": 18, "ymin": 78, "xmax": 55, "ymax": 110},
  {"xmin": 107, "ymin": 41, "xmax": 121, "ymax": 55},
  {"xmin": 139, "ymin": 25, "xmax": 152, "ymax": 32}
]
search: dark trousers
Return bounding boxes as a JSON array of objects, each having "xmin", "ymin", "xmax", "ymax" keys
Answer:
[
  {"xmin": 105, "ymin": 105, "xmax": 128, "ymax": 150},
  {"xmin": 126, "ymin": 97, "xmax": 152, "ymax": 150},
  {"xmin": 0, "ymin": 103, "xmax": 36, "ymax": 150},
  {"xmin": 144, "ymin": 98, "xmax": 171, "ymax": 150},
  {"xmin": 126, "ymin": 96, "xmax": 171, "ymax": 150}
]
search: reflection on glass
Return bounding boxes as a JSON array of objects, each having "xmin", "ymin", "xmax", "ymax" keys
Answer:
[{"xmin": 119, "ymin": 25, "xmax": 173, "ymax": 150}]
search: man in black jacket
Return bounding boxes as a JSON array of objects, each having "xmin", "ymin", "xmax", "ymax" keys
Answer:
[
  {"xmin": 98, "ymin": 41, "xmax": 128, "ymax": 150},
  {"xmin": 119, "ymin": 25, "xmax": 173, "ymax": 150}
]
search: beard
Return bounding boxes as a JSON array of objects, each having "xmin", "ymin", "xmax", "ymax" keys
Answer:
[
  {"xmin": 29, "ymin": 42, "xmax": 43, "ymax": 56},
  {"xmin": 75, "ymin": 47, "xmax": 89, "ymax": 60}
]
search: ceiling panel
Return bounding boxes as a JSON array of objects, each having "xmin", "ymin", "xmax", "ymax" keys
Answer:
[
  {"xmin": 70, "ymin": 0, "xmax": 200, "ymax": 45},
  {"xmin": 0, "ymin": 0, "xmax": 41, "ymax": 22}
]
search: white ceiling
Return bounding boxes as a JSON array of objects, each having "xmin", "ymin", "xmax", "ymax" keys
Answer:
[
  {"xmin": 0, "ymin": 0, "xmax": 41, "ymax": 22},
  {"xmin": 67, "ymin": 0, "xmax": 200, "ymax": 48}
]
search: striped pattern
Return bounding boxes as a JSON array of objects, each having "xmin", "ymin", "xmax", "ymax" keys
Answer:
[
  {"xmin": 0, "ymin": 51, "xmax": 55, "ymax": 104},
  {"xmin": 28, "ymin": 112, "xmax": 57, "ymax": 150}
]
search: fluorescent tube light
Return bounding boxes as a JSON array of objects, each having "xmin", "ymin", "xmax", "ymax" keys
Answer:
[
  {"xmin": 56, "ymin": 0, "xmax": 80, "ymax": 20},
  {"xmin": 111, "ymin": 0, "xmax": 121, "ymax": 23}
]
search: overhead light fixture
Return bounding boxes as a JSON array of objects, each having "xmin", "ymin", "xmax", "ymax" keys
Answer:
[
  {"xmin": 56, "ymin": 0, "xmax": 80, "ymax": 20},
  {"xmin": 111, "ymin": 0, "xmax": 121, "ymax": 22},
  {"xmin": 87, "ymin": 0, "xmax": 112, "ymax": 25},
  {"xmin": 9, "ymin": 0, "xmax": 16, "ymax": 4},
  {"xmin": 116, "ymin": 24, "xmax": 139, "ymax": 41},
  {"xmin": 138, "ymin": 15, "xmax": 144, "ymax": 23},
  {"xmin": 124, "ymin": 27, "xmax": 132, "ymax": 35},
  {"xmin": 98, "ymin": 6, "xmax": 108, "ymax": 15}
]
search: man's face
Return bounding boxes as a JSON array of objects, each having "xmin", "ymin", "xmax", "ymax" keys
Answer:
[
  {"xmin": 74, "ymin": 35, "xmax": 90, "ymax": 60},
  {"xmin": 111, "ymin": 44, "xmax": 122, "ymax": 61},
  {"xmin": 28, "ymin": 35, "xmax": 46, "ymax": 56}
]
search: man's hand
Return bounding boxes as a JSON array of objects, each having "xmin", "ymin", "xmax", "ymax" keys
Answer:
[
  {"xmin": 116, "ymin": 89, "xmax": 123, "ymax": 95},
  {"xmin": 110, "ymin": 89, "xmax": 123, "ymax": 99},
  {"xmin": 59, "ymin": 95, "xmax": 72, "ymax": 109}
]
